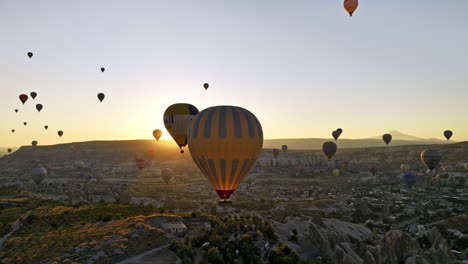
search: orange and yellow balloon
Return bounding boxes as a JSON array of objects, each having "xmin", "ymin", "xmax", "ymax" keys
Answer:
[
  {"xmin": 344, "ymin": 0, "xmax": 358, "ymax": 17},
  {"xmin": 163, "ymin": 103, "xmax": 199, "ymax": 153},
  {"xmin": 188, "ymin": 106, "xmax": 263, "ymax": 201},
  {"xmin": 153, "ymin": 129, "xmax": 163, "ymax": 141}
]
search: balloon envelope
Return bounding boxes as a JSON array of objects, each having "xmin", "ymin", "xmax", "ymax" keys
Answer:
[
  {"xmin": 31, "ymin": 167, "xmax": 47, "ymax": 185},
  {"xmin": 322, "ymin": 142, "xmax": 337, "ymax": 160},
  {"xmin": 58, "ymin": 131, "xmax": 63, "ymax": 137},
  {"xmin": 400, "ymin": 164, "xmax": 410, "ymax": 173},
  {"xmin": 31, "ymin": 141, "xmax": 38, "ymax": 147},
  {"xmin": 332, "ymin": 130, "xmax": 340, "ymax": 141},
  {"xmin": 443, "ymin": 130, "xmax": 453, "ymax": 140},
  {"xmin": 153, "ymin": 129, "xmax": 163, "ymax": 141},
  {"xmin": 30, "ymin": 92, "xmax": 37, "ymax": 99},
  {"xmin": 420, "ymin": 149, "xmax": 442, "ymax": 171},
  {"xmin": 15, "ymin": 109, "xmax": 18, "ymax": 113},
  {"xmin": 27, "ymin": 52, "xmax": 33, "ymax": 58},
  {"xmin": 282, "ymin": 145, "xmax": 288, "ymax": 152},
  {"xmin": 343, "ymin": 0, "xmax": 358, "ymax": 16},
  {"xmin": 101, "ymin": 67, "xmax": 105, "ymax": 72},
  {"xmin": 135, "ymin": 158, "xmax": 146, "ymax": 171},
  {"xmin": 97, "ymin": 93, "xmax": 105, "ymax": 102},
  {"xmin": 36, "ymin": 104, "xmax": 43, "ymax": 112},
  {"xmin": 24, "ymin": 122, "xmax": 27, "ymax": 126},
  {"xmin": 383, "ymin": 134, "xmax": 392, "ymax": 145},
  {"xmin": 19, "ymin": 94, "xmax": 28, "ymax": 104},
  {"xmin": 11, "ymin": 129, "xmax": 15, "ymax": 133},
  {"xmin": 44, "ymin": 125, "xmax": 48, "ymax": 130},
  {"xmin": 8, "ymin": 148, "xmax": 12, "ymax": 153},
  {"xmin": 187, "ymin": 105, "xmax": 263, "ymax": 200},
  {"xmin": 163, "ymin": 103, "xmax": 199, "ymax": 153},
  {"xmin": 161, "ymin": 168, "xmax": 174, "ymax": 184},
  {"xmin": 203, "ymin": 83, "xmax": 209, "ymax": 90}
]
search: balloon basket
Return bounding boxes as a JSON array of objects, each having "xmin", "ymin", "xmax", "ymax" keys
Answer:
[{"xmin": 218, "ymin": 199, "xmax": 232, "ymax": 204}]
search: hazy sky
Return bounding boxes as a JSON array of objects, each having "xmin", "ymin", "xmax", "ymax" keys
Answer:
[{"xmin": 1, "ymin": 0, "xmax": 467, "ymax": 148}]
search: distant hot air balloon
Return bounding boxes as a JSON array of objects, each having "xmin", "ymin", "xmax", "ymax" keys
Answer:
[
  {"xmin": 57, "ymin": 131, "xmax": 63, "ymax": 137},
  {"xmin": 382, "ymin": 134, "xmax": 392, "ymax": 145},
  {"xmin": 332, "ymin": 130, "xmax": 340, "ymax": 141},
  {"xmin": 337, "ymin": 128, "xmax": 343, "ymax": 135},
  {"xmin": 44, "ymin": 125, "xmax": 48, "ymax": 130},
  {"xmin": 31, "ymin": 141, "xmax": 38, "ymax": 147},
  {"xmin": 19, "ymin": 94, "xmax": 28, "ymax": 104},
  {"xmin": 153, "ymin": 129, "xmax": 163, "ymax": 141},
  {"xmin": 97, "ymin": 93, "xmax": 105, "ymax": 102},
  {"xmin": 420, "ymin": 149, "xmax": 442, "ymax": 171},
  {"xmin": 11, "ymin": 129, "xmax": 15, "ymax": 133},
  {"xmin": 27, "ymin": 52, "xmax": 33, "ymax": 58},
  {"xmin": 273, "ymin": 148, "xmax": 280, "ymax": 159},
  {"xmin": 333, "ymin": 169, "xmax": 340, "ymax": 176},
  {"xmin": 163, "ymin": 103, "xmax": 199, "ymax": 153},
  {"xmin": 203, "ymin": 83, "xmax": 209, "ymax": 90},
  {"xmin": 342, "ymin": 161, "xmax": 349, "ymax": 170},
  {"xmin": 343, "ymin": 0, "xmax": 358, "ymax": 17},
  {"xmin": 443, "ymin": 130, "xmax": 453, "ymax": 141},
  {"xmin": 161, "ymin": 168, "xmax": 174, "ymax": 184},
  {"xmin": 370, "ymin": 166, "xmax": 377, "ymax": 176},
  {"xmin": 282, "ymin": 145, "xmax": 288, "ymax": 152},
  {"xmin": 24, "ymin": 122, "xmax": 27, "ymax": 126},
  {"xmin": 402, "ymin": 173, "xmax": 416, "ymax": 187},
  {"xmin": 135, "ymin": 158, "xmax": 146, "ymax": 171},
  {"xmin": 400, "ymin": 164, "xmax": 410, "ymax": 173},
  {"xmin": 8, "ymin": 148, "xmax": 12, "ymax": 153},
  {"xmin": 188, "ymin": 105, "xmax": 263, "ymax": 201},
  {"xmin": 31, "ymin": 167, "xmax": 47, "ymax": 185},
  {"xmin": 15, "ymin": 109, "xmax": 18, "ymax": 113},
  {"xmin": 36, "ymin": 104, "xmax": 43, "ymax": 112},
  {"xmin": 101, "ymin": 67, "xmax": 105, "ymax": 73},
  {"xmin": 74, "ymin": 161, "xmax": 86, "ymax": 169},
  {"xmin": 322, "ymin": 142, "xmax": 337, "ymax": 160},
  {"xmin": 30, "ymin": 92, "xmax": 37, "ymax": 99}
]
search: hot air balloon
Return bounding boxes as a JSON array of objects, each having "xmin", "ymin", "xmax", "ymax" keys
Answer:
[
  {"xmin": 100, "ymin": 67, "xmax": 105, "ymax": 73},
  {"xmin": 19, "ymin": 94, "xmax": 28, "ymax": 104},
  {"xmin": 58, "ymin": 131, "xmax": 63, "ymax": 137},
  {"xmin": 163, "ymin": 103, "xmax": 199, "ymax": 153},
  {"xmin": 400, "ymin": 164, "xmax": 410, "ymax": 173},
  {"xmin": 31, "ymin": 167, "xmax": 47, "ymax": 185},
  {"xmin": 343, "ymin": 0, "xmax": 358, "ymax": 17},
  {"xmin": 382, "ymin": 134, "xmax": 392, "ymax": 145},
  {"xmin": 420, "ymin": 149, "xmax": 441, "ymax": 171},
  {"xmin": 153, "ymin": 129, "xmax": 162, "ymax": 141},
  {"xmin": 337, "ymin": 128, "xmax": 343, "ymax": 135},
  {"xmin": 322, "ymin": 142, "xmax": 337, "ymax": 160},
  {"xmin": 443, "ymin": 130, "xmax": 453, "ymax": 140},
  {"xmin": 273, "ymin": 148, "xmax": 280, "ymax": 159},
  {"xmin": 161, "ymin": 168, "xmax": 174, "ymax": 184},
  {"xmin": 97, "ymin": 93, "xmax": 105, "ymax": 102},
  {"xmin": 24, "ymin": 122, "xmax": 27, "ymax": 126},
  {"xmin": 203, "ymin": 83, "xmax": 209, "ymax": 90},
  {"xmin": 30, "ymin": 92, "xmax": 37, "ymax": 99},
  {"xmin": 11, "ymin": 129, "xmax": 15, "ymax": 133},
  {"xmin": 27, "ymin": 52, "xmax": 33, "ymax": 58},
  {"xmin": 31, "ymin": 141, "xmax": 38, "ymax": 147},
  {"xmin": 36, "ymin": 104, "xmax": 43, "ymax": 112},
  {"xmin": 282, "ymin": 145, "xmax": 288, "ymax": 152},
  {"xmin": 333, "ymin": 169, "xmax": 340, "ymax": 176},
  {"xmin": 8, "ymin": 148, "xmax": 12, "ymax": 153},
  {"xmin": 74, "ymin": 161, "xmax": 86, "ymax": 169},
  {"xmin": 44, "ymin": 125, "xmax": 48, "ymax": 130},
  {"xmin": 15, "ymin": 109, "xmax": 18, "ymax": 113},
  {"xmin": 135, "ymin": 158, "xmax": 146, "ymax": 171},
  {"xmin": 342, "ymin": 161, "xmax": 349, "ymax": 170},
  {"xmin": 370, "ymin": 166, "xmax": 377, "ymax": 176},
  {"xmin": 402, "ymin": 173, "xmax": 416, "ymax": 187},
  {"xmin": 332, "ymin": 130, "xmax": 340, "ymax": 141},
  {"xmin": 187, "ymin": 105, "xmax": 263, "ymax": 202}
]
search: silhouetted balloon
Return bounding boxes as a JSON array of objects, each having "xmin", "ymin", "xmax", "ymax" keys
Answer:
[
  {"xmin": 27, "ymin": 52, "xmax": 33, "ymax": 58},
  {"xmin": 101, "ymin": 67, "xmax": 105, "ymax": 73},
  {"xmin": 322, "ymin": 141, "xmax": 337, "ymax": 160},
  {"xmin": 30, "ymin": 92, "xmax": 37, "ymax": 99},
  {"xmin": 343, "ymin": 0, "xmax": 358, "ymax": 16},
  {"xmin": 44, "ymin": 125, "xmax": 48, "ymax": 130},
  {"xmin": 8, "ymin": 148, "xmax": 12, "ymax": 153},
  {"xmin": 203, "ymin": 83, "xmax": 209, "ymax": 90},
  {"xmin": 163, "ymin": 103, "xmax": 199, "ymax": 153},
  {"xmin": 161, "ymin": 168, "xmax": 174, "ymax": 184},
  {"xmin": 332, "ymin": 130, "xmax": 340, "ymax": 141},
  {"xmin": 400, "ymin": 164, "xmax": 410, "ymax": 173},
  {"xmin": 282, "ymin": 145, "xmax": 288, "ymax": 152},
  {"xmin": 188, "ymin": 105, "xmax": 263, "ymax": 200},
  {"xmin": 36, "ymin": 104, "xmax": 43, "ymax": 112},
  {"xmin": 273, "ymin": 148, "xmax": 280, "ymax": 159},
  {"xmin": 420, "ymin": 149, "xmax": 442, "ymax": 171},
  {"xmin": 19, "ymin": 94, "xmax": 28, "ymax": 104},
  {"xmin": 135, "ymin": 158, "xmax": 146, "ymax": 171},
  {"xmin": 24, "ymin": 122, "xmax": 27, "ymax": 126},
  {"xmin": 402, "ymin": 173, "xmax": 416, "ymax": 187},
  {"xmin": 31, "ymin": 141, "xmax": 38, "ymax": 147},
  {"xmin": 11, "ymin": 129, "xmax": 15, "ymax": 133},
  {"xmin": 97, "ymin": 93, "xmax": 105, "ymax": 102},
  {"xmin": 337, "ymin": 128, "xmax": 343, "ymax": 135},
  {"xmin": 31, "ymin": 167, "xmax": 47, "ymax": 185},
  {"xmin": 370, "ymin": 166, "xmax": 377, "ymax": 176},
  {"xmin": 153, "ymin": 129, "xmax": 163, "ymax": 141},
  {"xmin": 443, "ymin": 130, "xmax": 453, "ymax": 140},
  {"xmin": 15, "ymin": 109, "xmax": 18, "ymax": 113},
  {"xmin": 382, "ymin": 134, "xmax": 392, "ymax": 145},
  {"xmin": 58, "ymin": 131, "xmax": 63, "ymax": 137}
]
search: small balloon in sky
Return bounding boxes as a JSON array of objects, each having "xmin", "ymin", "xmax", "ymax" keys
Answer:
[
  {"xmin": 27, "ymin": 52, "xmax": 33, "ymax": 58},
  {"xmin": 19, "ymin": 94, "xmax": 28, "ymax": 104},
  {"xmin": 97, "ymin": 93, "xmax": 105, "ymax": 102},
  {"xmin": 30, "ymin": 92, "xmax": 37, "ymax": 99},
  {"xmin": 203, "ymin": 83, "xmax": 209, "ymax": 90},
  {"xmin": 101, "ymin": 67, "xmax": 105, "ymax": 73},
  {"xmin": 58, "ymin": 131, "xmax": 64, "ymax": 137},
  {"xmin": 36, "ymin": 104, "xmax": 43, "ymax": 112}
]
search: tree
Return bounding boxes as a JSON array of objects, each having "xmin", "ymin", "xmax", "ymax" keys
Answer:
[
  {"xmin": 268, "ymin": 244, "xmax": 307, "ymax": 264},
  {"xmin": 239, "ymin": 234, "xmax": 260, "ymax": 264},
  {"xmin": 206, "ymin": 247, "xmax": 224, "ymax": 264}
]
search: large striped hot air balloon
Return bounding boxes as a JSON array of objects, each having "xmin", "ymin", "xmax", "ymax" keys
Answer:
[
  {"xmin": 188, "ymin": 105, "xmax": 263, "ymax": 202},
  {"xmin": 163, "ymin": 103, "xmax": 199, "ymax": 153}
]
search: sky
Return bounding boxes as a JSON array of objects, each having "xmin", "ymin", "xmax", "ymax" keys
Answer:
[{"xmin": 1, "ymin": 0, "xmax": 468, "ymax": 148}]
